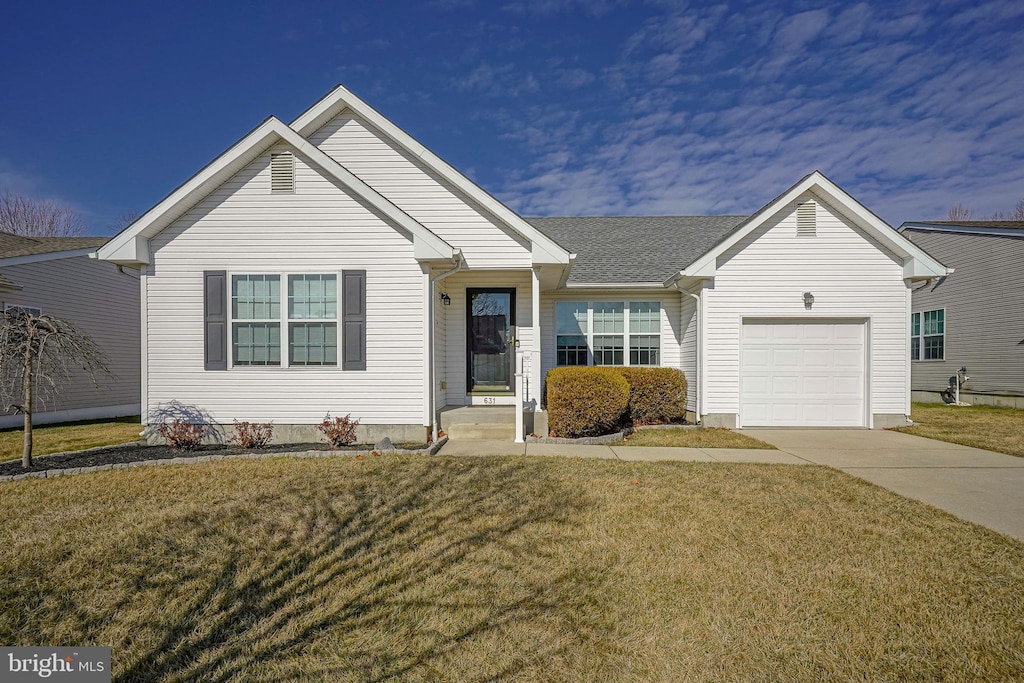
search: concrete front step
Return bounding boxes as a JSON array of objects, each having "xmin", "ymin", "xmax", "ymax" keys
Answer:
[{"xmin": 440, "ymin": 406, "xmax": 517, "ymax": 441}]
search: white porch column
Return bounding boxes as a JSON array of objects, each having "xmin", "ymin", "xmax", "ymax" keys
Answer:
[
  {"xmin": 531, "ymin": 267, "xmax": 541, "ymax": 410},
  {"xmin": 514, "ymin": 348, "xmax": 525, "ymax": 443},
  {"xmin": 422, "ymin": 265, "xmax": 433, "ymax": 431}
]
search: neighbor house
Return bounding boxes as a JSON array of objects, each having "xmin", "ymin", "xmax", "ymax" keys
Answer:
[
  {"xmin": 897, "ymin": 220, "xmax": 1024, "ymax": 407},
  {"xmin": 0, "ymin": 231, "xmax": 140, "ymax": 428},
  {"xmin": 96, "ymin": 85, "xmax": 948, "ymax": 442}
]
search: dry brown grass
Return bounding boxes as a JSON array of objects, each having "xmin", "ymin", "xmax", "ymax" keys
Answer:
[
  {"xmin": 1, "ymin": 456, "xmax": 1022, "ymax": 682},
  {"xmin": 616, "ymin": 427, "xmax": 776, "ymax": 449},
  {"xmin": 0, "ymin": 416, "xmax": 141, "ymax": 462},
  {"xmin": 897, "ymin": 402, "xmax": 1024, "ymax": 457}
]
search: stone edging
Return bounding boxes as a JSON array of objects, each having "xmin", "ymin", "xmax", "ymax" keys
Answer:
[
  {"xmin": 526, "ymin": 422, "xmax": 694, "ymax": 444},
  {"xmin": 0, "ymin": 436, "xmax": 448, "ymax": 483}
]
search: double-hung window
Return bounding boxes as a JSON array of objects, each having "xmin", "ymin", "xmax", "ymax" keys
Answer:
[
  {"xmin": 911, "ymin": 309, "xmax": 944, "ymax": 361},
  {"xmin": 555, "ymin": 300, "xmax": 661, "ymax": 367},
  {"xmin": 230, "ymin": 273, "xmax": 338, "ymax": 367}
]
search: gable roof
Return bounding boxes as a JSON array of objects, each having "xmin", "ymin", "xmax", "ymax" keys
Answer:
[
  {"xmin": 291, "ymin": 84, "xmax": 571, "ymax": 266},
  {"xmin": 667, "ymin": 171, "xmax": 951, "ymax": 283},
  {"xmin": 528, "ymin": 216, "xmax": 746, "ymax": 285},
  {"xmin": 898, "ymin": 221, "xmax": 1024, "ymax": 239},
  {"xmin": 0, "ymin": 231, "xmax": 106, "ymax": 259},
  {"xmin": 96, "ymin": 117, "xmax": 457, "ymax": 267}
]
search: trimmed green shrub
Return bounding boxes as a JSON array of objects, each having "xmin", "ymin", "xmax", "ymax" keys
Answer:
[
  {"xmin": 613, "ymin": 367, "xmax": 688, "ymax": 425},
  {"xmin": 546, "ymin": 367, "xmax": 630, "ymax": 438}
]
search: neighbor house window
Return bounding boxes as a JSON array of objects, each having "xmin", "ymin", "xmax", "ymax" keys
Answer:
[
  {"xmin": 555, "ymin": 300, "xmax": 661, "ymax": 367},
  {"xmin": 911, "ymin": 309, "xmax": 944, "ymax": 361},
  {"xmin": 230, "ymin": 273, "xmax": 339, "ymax": 367},
  {"xmin": 4, "ymin": 304, "xmax": 43, "ymax": 316}
]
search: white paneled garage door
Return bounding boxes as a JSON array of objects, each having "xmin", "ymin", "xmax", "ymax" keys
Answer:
[{"xmin": 740, "ymin": 321, "xmax": 865, "ymax": 427}]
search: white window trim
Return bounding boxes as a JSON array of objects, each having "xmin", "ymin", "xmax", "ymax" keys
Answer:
[
  {"xmin": 911, "ymin": 307, "xmax": 945, "ymax": 362},
  {"xmin": 227, "ymin": 271, "xmax": 341, "ymax": 370},
  {"xmin": 555, "ymin": 299, "xmax": 662, "ymax": 367}
]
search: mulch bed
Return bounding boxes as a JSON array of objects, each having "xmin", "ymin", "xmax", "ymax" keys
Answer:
[{"xmin": 0, "ymin": 441, "xmax": 430, "ymax": 476}]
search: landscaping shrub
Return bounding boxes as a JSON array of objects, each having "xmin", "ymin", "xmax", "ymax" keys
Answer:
[
  {"xmin": 317, "ymin": 413, "xmax": 360, "ymax": 448},
  {"xmin": 229, "ymin": 420, "xmax": 274, "ymax": 449},
  {"xmin": 157, "ymin": 419, "xmax": 206, "ymax": 451},
  {"xmin": 546, "ymin": 367, "xmax": 630, "ymax": 438},
  {"xmin": 613, "ymin": 367, "xmax": 688, "ymax": 425}
]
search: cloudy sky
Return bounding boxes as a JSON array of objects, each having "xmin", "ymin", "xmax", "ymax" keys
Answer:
[{"xmin": 1, "ymin": 0, "xmax": 1021, "ymax": 234}]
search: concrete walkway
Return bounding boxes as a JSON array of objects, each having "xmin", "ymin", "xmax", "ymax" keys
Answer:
[{"xmin": 437, "ymin": 430, "xmax": 1024, "ymax": 541}]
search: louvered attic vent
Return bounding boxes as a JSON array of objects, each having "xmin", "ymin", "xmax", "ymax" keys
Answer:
[
  {"xmin": 796, "ymin": 200, "xmax": 816, "ymax": 237},
  {"xmin": 271, "ymin": 152, "xmax": 294, "ymax": 193}
]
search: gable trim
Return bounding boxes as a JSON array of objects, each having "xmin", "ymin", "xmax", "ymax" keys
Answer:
[
  {"xmin": 667, "ymin": 171, "xmax": 950, "ymax": 284},
  {"xmin": 0, "ymin": 247, "xmax": 100, "ymax": 267},
  {"xmin": 96, "ymin": 117, "xmax": 456, "ymax": 267},
  {"xmin": 291, "ymin": 84, "xmax": 571, "ymax": 266}
]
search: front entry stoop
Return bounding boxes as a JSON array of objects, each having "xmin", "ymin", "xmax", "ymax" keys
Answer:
[{"xmin": 440, "ymin": 406, "xmax": 516, "ymax": 440}]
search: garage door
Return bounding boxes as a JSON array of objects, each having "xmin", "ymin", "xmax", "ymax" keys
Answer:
[{"xmin": 740, "ymin": 321, "xmax": 865, "ymax": 427}]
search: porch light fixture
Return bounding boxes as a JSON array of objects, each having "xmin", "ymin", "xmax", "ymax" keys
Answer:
[
  {"xmin": 440, "ymin": 292, "xmax": 451, "ymax": 306},
  {"xmin": 803, "ymin": 292, "xmax": 814, "ymax": 308}
]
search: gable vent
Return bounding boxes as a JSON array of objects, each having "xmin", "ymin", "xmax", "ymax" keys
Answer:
[
  {"xmin": 796, "ymin": 200, "xmax": 816, "ymax": 237},
  {"xmin": 271, "ymin": 152, "xmax": 294, "ymax": 193}
]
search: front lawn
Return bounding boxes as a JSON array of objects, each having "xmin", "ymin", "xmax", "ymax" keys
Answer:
[
  {"xmin": 615, "ymin": 426, "xmax": 776, "ymax": 449},
  {"xmin": 1, "ymin": 456, "xmax": 1021, "ymax": 681},
  {"xmin": 897, "ymin": 402, "xmax": 1024, "ymax": 457},
  {"xmin": 0, "ymin": 416, "xmax": 141, "ymax": 463}
]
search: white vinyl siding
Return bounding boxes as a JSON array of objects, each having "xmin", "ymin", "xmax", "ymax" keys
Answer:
[
  {"xmin": 309, "ymin": 110, "xmax": 532, "ymax": 269},
  {"xmin": 145, "ymin": 144, "xmax": 425, "ymax": 426},
  {"xmin": 702, "ymin": 193, "xmax": 909, "ymax": 425},
  {"xmin": 0, "ymin": 255, "xmax": 140, "ymax": 427}
]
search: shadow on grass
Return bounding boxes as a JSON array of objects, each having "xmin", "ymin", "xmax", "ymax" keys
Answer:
[{"xmin": 95, "ymin": 458, "xmax": 591, "ymax": 681}]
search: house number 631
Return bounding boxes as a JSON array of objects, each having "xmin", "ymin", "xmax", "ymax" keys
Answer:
[{"xmin": 483, "ymin": 397, "xmax": 496, "ymax": 405}]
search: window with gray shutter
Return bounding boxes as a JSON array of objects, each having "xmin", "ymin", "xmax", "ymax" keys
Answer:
[
  {"xmin": 342, "ymin": 270, "xmax": 366, "ymax": 370},
  {"xmin": 204, "ymin": 270, "xmax": 227, "ymax": 370}
]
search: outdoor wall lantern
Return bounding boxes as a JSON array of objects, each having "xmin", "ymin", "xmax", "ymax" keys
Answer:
[
  {"xmin": 440, "ymin": 292, "xmax": 451, "ymax": 306},
  {"xmin": 803, "ymin": 292, "xmax": 814, "ymax": 308}
]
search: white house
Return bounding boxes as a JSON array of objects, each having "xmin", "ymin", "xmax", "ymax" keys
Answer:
[
  {"xmin": 96, "ymin": 85, "xmax": 949, "ymax": 442},
  {"xmin": 1, "ymin": 232, "xmax": 140, "ymax": 427}
]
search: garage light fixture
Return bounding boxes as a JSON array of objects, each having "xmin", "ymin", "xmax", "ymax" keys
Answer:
[{"xmin": 803, "ymin": 292, "xmax": 814, "ymax": 309}]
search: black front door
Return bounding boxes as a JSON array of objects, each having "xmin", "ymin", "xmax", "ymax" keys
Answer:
[{"xmin": 467, "ymin": 288, "xmax": 515, "ymax": 393}]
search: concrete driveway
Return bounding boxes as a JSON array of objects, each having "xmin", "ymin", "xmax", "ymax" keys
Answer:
[{"xmin": 740, "ymin": 429, "xmax": 1024, "ymax": 542}]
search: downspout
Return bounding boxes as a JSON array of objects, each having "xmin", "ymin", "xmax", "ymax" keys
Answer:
[
  {"xmin": 672, "ymin": 279, "xmax": 702, "ymax": 426},
  {"xmin": 429, "ymin": 250, "xmax": 464, "ymax": 442}
]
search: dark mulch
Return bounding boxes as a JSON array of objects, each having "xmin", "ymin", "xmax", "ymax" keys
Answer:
[{"xmin": 0, "ymin": 441, "xmax": 430, "ymax": 476}]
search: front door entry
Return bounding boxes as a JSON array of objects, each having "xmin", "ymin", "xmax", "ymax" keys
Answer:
[{"xmin": 467, "ymin": 288, "xmax": 516, "ymax": 393}]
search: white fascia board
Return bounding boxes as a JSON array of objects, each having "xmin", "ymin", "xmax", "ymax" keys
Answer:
[
  {"xmin": 0, "ymin": 247, "xmax": 99, "ymax": 267},
  {"xmin": 96, "ymin": 117, "xmax": 456, "ymax": 267},
  {"xmin": 291, "ymin": 84, "xmax": 571, "ymax": 265},
  {"xmin": 679, "ymin": 171, "xmax": 950, "ymax": 279}
]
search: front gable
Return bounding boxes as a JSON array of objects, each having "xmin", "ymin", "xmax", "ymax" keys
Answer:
[{"xmin": 309, "ymin": 109, "xmax": 532, "ymax": 270}]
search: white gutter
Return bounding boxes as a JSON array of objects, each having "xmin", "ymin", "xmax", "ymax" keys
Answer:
[
  {"xmin": 671, "ymin": 277, "xmax": 702, "ymax": 425},
  {"xmin": 428, "ymin": 251, "xmax": 464, "ymax": 442}
]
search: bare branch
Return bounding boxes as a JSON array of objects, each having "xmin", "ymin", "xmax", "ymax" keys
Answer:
[
  {"xmin": 947, "ymin": 204, "xmax": 973, "ymax": 222},
  {"xmin": 0, "ymin": 191, "xmax": 86, "ymax": 237},
  {"xmin": 0, "ymin": 307, "xmax": 111, "ymax": 466}
]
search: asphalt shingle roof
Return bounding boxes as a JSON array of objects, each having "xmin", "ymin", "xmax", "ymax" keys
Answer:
[
  {"xmin": 0, "ymin": 231, "xmax": 107, "ymax": 259},
  {"xmin": 526, "ymin": 216, "xmax": 748, "ymax": 284}
]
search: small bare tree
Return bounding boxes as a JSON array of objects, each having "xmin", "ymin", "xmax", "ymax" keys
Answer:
[
  {"xmin": 0, "ymin": 308, "xmax": 110, "ymax": 467},
  {"xmin": 1013, "ymin": 198, "xmax": 1024, "ymax": 221},
  {"xmin": 0, "ymin": 191, "xmax": 85, "ymax": 237},
  {"xmin": 947, "ymin": 203, "xmax": 974, "ymax": 221}
]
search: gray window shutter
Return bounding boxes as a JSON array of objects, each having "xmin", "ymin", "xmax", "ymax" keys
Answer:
[
  {"xmin": 342, "ymin": 270, "xmax": 366, "ymax": 370},
  {"xmin": 204, "ymin": 270, "xmax": 227, "ymax": 370}
]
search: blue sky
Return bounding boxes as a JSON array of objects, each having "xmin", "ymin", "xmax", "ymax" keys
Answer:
[{"xmin": 1, "ymin": 0, "xmax": 1022, "ymax": 234}]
